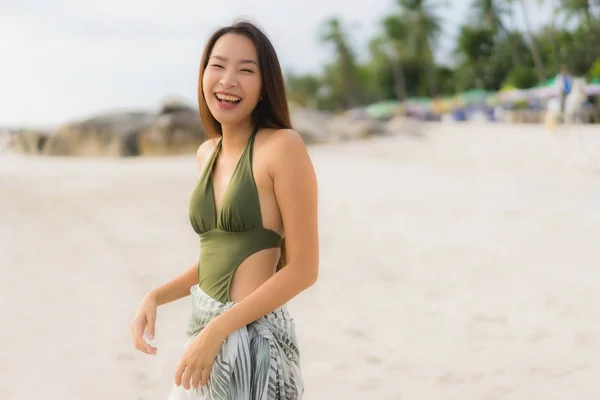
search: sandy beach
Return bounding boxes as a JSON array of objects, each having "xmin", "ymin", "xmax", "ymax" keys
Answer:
[{"xmin": 1, "ymin": 122, "xmax": 600, "ymax": 400}]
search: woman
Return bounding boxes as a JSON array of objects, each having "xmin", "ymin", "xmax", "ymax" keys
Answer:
[{"xmin": 130, "ymin": 20, "xmax": 319, "ymax": 399}]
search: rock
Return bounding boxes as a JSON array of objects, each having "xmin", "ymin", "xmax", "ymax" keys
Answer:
[
  {"xmin": 50, "ymin": 110, "xmax": 154, "ymax": 157},
  {"xmin": 9, "ymin": 129, "xmax": 54, "ymax": 154},
  {"xmin": 11, "ymin": 100, "xmax": 389, "ymax": 157},
  {"xmin": 289, "ymin": 107, "xmax": 331, "ymax": 144},
  {"xmin": 326, "ymin": 113, "xmax": 387, "ymax": 142},
  {"xmin": 11, "ymin": 98, "xmax": 206, "ymax": 157},
  {"xmin": 290, "ymin": 105, "xmax": 388, "ymax": 144},
  {"xmin": 137, "ymin": 101, "xmax": 205, "ymax": 156}
]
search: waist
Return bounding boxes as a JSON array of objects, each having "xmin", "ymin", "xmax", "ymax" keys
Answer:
[
  {"xmin": 199, "ymin": 228, "xmax": 282, "ymax": 250},
  {"xmin": 198, "ymin": 229, "xmax": 282, "ymax": 272},
  {"xmin": 197, "ymin": 228, "xmax": 282, "ymax": 303},
  {"xmin": 186, "ymin": 284, "xmax": 294, "ymax": 336}
]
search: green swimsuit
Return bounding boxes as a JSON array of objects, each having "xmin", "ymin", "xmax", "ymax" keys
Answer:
[{"xmin": 188, "ymin": 127, "xmax": 282, "ymax": 303}]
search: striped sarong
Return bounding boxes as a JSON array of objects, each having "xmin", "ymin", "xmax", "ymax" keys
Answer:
[{"xmin": 168, "ymin": 284, "xmax": 304, "ymax": 399}]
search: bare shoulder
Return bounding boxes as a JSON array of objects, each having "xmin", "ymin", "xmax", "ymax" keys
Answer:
[
  {"xmin": 259, "ymin": 129, "xmax": 312, "ymax": 173},
  {"xmin": 195, "ymin": 137, "xmax": 219, "ymax": 172},
  {"xmin": 263, "ymin": 128, "xmax": 306, "ymax": 151}
]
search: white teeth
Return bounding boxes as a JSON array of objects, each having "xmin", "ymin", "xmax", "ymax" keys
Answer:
[{"xmin": 216, "ymin": 94, "xmax": 241, "ymax": 102}]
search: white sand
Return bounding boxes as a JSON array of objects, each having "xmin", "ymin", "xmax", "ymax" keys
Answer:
[{"xmin": 1, "ymin": 122, "xmax": 600, "ymax": 400}]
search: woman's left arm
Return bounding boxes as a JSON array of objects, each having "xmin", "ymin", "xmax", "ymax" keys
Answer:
[{"xmin": 211, "ymin": 128, "xmax": 319, "ymax": 336}]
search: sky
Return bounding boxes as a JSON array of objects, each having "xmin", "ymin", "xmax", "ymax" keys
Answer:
[{"xmin": 0, "ymin": 0, "xmax": 554, "ymax": 127}]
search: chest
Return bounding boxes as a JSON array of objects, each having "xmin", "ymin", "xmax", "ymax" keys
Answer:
[
  {"xmin": 211, "ymin": 153, "xmax": 271, "ymax": 208},
  {"xmin": 189, "ymin": 148, "xmax": 276, "ymax": 234}
]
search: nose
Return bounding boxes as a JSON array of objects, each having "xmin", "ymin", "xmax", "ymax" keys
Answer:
[{"xmin": 219, "ymin": 69, "xmax": 237, "ymax": 88}]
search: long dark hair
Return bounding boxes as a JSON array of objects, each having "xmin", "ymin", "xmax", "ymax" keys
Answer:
[
  {"xmin": 197, "ymin": 20, "xmax": 290, "ymax": 269},
  {"xmin": 197, "ymin": 20, "xmax": 292, "ymax": 138}
]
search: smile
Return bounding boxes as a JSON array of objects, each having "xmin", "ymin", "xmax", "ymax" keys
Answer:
[{"xmin": 215, "ymin": 93, "xmax": 242, "ymax": 104}]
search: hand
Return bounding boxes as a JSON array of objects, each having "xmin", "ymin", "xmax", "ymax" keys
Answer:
[
  {"xmin": 130, "ymin": 292, "xmax": 158, "ymax": 355},
  {"xmin": 174, "ymin": 321, "xmax": 226, "ymax": 390}
]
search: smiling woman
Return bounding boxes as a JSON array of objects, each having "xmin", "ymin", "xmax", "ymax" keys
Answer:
[
  {"xmin": 201, "ymin": 38, "xmax": 262, "ymax": 124},
  {"xmin": 129, "ymin": 19, "xmax": 319, "ymax": 400}
]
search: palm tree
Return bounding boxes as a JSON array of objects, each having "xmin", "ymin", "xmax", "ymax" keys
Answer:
[
  {"xmin": 456, "ymin": 25, "xmax": 496, "ymax": 88},
  {"xmin": 559, "ymin": 0, "xmax": 594, "ymax": 22},
  {"xmin": 472, "ymin": 0, "xmax": 524, "ymax": 67},
  {"xmin": 515, "ymin": 0, "xmax": 547, "ymax": 82},
  {"xmin": 538, "ymin": 0, "xmax": 561, "ymax": 69},
  {"xmin": 319, "ymin": 17, "xmax": 359, "ymax": 107},
  {"xmin": 381, "ymin": 15, "xmax": 410, "ymax": 100},
  {"xmin": 394, "ymin": 0, "xmax": 446, "ymax": 96},
  {"xmin": 558, "ymin": 0, "xmax": 596, "ymax": 69},
  {"xmin": 472, "ymin": 0, "xmax": 509, "ymax": 31}
]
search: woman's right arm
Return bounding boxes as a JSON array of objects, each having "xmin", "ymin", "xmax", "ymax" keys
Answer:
[
  {"xmin": 149, "ymin": 263, "xmax": 198, "ymax": 306},
  {"xmin": 131, "ymin": 263, "xmax": 198, "ymax": 355},
  {"xmin": 130, "ymin": 138, "xmax": 217, "ymax": 354},
  {"xmin": 150, "ymin": 138, "xmax": 217, "ymax": 306},
  {"xmin": 147, "ymin": 138, "xmax": 217, "ymax": 306}
]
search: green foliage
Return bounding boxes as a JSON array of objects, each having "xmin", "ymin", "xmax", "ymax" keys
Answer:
[
  {"xmin": 283, "ymin": 2, "xmax": 600, "ymax": 111},
  {"xmin": 436, "ymin": 66, "xmax": 456, "ymax": 95},
  {"xmin": 456, "ymin": 26, "xmax": 495, "ymax": 63},
  {"xmin": 588, "ymin": 59, "xmax": 600, "ymax": 79},
  {"xmin": 504, "ymin": 67, "xmax": 539, "ymax": 89},
  {"xmin": 285, "ymin": 72, "xmax": 321, "ymax": 107}
]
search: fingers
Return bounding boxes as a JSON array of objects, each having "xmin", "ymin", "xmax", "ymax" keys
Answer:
[
  {"xmin": 145, "ymin": 342, "xmax": 158, "ymax": 355},
  {"xmin": 135, "ymin": 334, "xmax": 154, "ymax": 354},
  {"xmin": 191, "ymin": 368, "xmax": 203, "ymax": 390},
  {"xmin": 146, "ymin": 312, "xmax": 156, "ymax": 340},
  {"xmin": 200, "ymin": 364, "xmax": 212, "ymax": 387},
  {"xmin": 131, "ymin": 317, "xmax": 157, "ymax": 355},
  {"xmin": 174, "ymin": 361, "xmax": 186, "ymax": 387},
  {"xmin": 176, "ymin": 363, "xmax": 207, "ymax": 390},
  {"xmin": 181, "ymin": 365, "xmax": 194, "ymax": 390}
]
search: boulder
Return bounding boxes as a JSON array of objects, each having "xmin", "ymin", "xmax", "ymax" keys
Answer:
[
  {"xmin": 9, "ymin": 129, "xmax": 54, "ymax": 154},
  {"xmin": 326, "ymin": 111, "xmax": 388, "ymax": 142},
  {"xmin": 290, "ymin": 105, "xmax": 388, "ymax": 144},
  {"xmin": 138, "ymin": 100, "xmax": 205, "ymax": 156},
  {"xmin": 49, "ymin": 110, "xmax": 154, "ymax": 157},
  {"xmin": 10, "ymin": 100, "xmax": 392, "ymax": 156},
  {"xmin": 289, "ymin": 106, "xmax": 331, "ymax": 144},
  {"xmin": 10, "ymin": 98, "xmax": 206, "ymax": 157}
]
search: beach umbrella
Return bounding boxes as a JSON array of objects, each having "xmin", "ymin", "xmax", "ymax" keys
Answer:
[
  {"xmin": 365, "ymin": 100, "xmax": 402, "ymax": 120},
  {"xmin": 586, "ymin": 83, "xmax": 600, "ymax": 95}
]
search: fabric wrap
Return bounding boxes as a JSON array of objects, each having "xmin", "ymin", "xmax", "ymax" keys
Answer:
[{"xmin": 168, "ymin": 284, "xmax": 304, "ymax": 400}]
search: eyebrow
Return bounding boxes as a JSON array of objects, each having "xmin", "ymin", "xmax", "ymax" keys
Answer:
[{"xmin": 210, "ymin": 55, "xmax": 258, "ymax": 66}]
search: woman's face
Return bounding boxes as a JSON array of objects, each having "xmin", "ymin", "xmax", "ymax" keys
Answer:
[{"xmin": 202, "ymin": 33, "xmax": 262, "ymax": 127}]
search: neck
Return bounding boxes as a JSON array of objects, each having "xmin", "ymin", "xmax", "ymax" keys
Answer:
[{"xmin": 220, "ymin": 118, "xmax": 254, "ymax": 154}]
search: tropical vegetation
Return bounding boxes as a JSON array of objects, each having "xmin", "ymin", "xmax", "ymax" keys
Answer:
[{"xmin": 285, "ymin": 0, "xmax": 600, "ymax": 111}]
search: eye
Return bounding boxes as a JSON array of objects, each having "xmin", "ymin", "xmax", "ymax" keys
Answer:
[
  {"xmin": 240, "ymin": 68, "xmax": 254, "ymax": 73},
  {"xmin": 210, "ymin": 64, "xmax": 224, "ymax": 69}
]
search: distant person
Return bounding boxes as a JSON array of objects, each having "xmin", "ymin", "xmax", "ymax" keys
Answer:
[
  {"xmin": 555, "ymin": 65, "xmax": 573, "ymax": 116},
  {"xmin": 130, "ymin": 20, "xmax": 319, "ymax": 399}
]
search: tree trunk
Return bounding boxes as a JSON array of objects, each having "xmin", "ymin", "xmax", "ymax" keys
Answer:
[
  {"xmin": 504, "ymin": 2, "xmax": 523, "ymax": 68},
  {"xmin": 392, "ymin": 58, "xmax": 407, "ymax": 101},
  {"xmin": 548, "ymin": 29, "xmax": 560, "ymax": 70},
  {"xmin": 426, "ymin": 46, "xmax": 438, "ymax": 97},
  {"xmin": 548, "ymin": 0, "xmax": 560, "ymax": 69},
  {"xmin": 340, "ymin": 51, "xmax": 358, "ymax": 108},
  {"xmin": 504, "ymin": 29, "xmax": 524, "ymax": 69},
  {"xmin": 584, "ymin": 0, "xmax": 593, "ymax": 20},
  {"xmin": 520, "ymin": 0, "xmax": 547, "ymax": 82}
]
